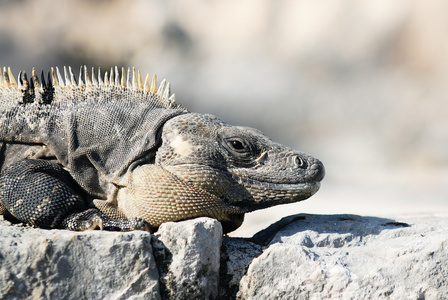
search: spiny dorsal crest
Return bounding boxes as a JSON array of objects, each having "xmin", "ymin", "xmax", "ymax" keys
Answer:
[{"xmin": 0, "ymin": 66, "xmax": 184, "ymax": 110}]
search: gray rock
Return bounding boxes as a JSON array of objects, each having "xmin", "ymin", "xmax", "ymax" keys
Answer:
[
  {"xmin": 0, "ymin": 216, "xmax": 224, "ymax": 300},
  {"xmin": 237, "ymin": 214, "xmax": 448, "ymax": 300},
  {"xmin": 0, "ymin": 219, "xmax": 160, "ymax": 300},
  {"xmin": 154, "ymin": 217, "xmax": 222, "ymax": 300},
  {"xmin": 219, "ymin": 237, "xmax": 262, "ymax": 299},
  {"xmin": 2, "ymin": 214, "xmax": 448, "ymax": 299}
]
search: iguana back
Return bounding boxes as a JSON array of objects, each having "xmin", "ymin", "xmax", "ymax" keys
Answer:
[{"xmin": 0, "ymin": 66, "xmax": 186, "ymax": 197}]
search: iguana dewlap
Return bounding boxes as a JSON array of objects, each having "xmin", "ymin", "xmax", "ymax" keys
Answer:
[{"xmin": 0, "ymin": 66, "xmax": 324, "ymax": 233}]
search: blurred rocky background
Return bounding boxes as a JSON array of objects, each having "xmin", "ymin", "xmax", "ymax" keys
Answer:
[{"xmin": 1, "ymin": 0, "xmax": 446, "ymax": 236}]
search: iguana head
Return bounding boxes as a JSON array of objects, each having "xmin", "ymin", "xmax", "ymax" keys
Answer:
[{"xmin": 152, "ymin": 113, "xmax": 324, "ymax": 231}]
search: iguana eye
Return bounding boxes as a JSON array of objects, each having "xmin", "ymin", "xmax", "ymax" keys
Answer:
[
  {"xmin": 230, "ymin": 140, "xmax": 245, "ymax": 150},
  {"xmin": 225, "ymin": 138, "xmax": 250, "ymax": 155}
]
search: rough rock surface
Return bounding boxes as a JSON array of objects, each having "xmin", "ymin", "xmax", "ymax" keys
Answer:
[
  {"xmin": 219, "ymin": 237, "xmax": 263, "ymax": 298},
  {"xmin": 1, "ymin": 214, "xmax": 448, "ymax": 299},
  {"xmin": 0, "ymin": 218, "xmax": 160, "ymax": 300},
  {"xmin": 237, "ymin": 214, "xmax": 448, "ymax": 300},
  {"xmin": 153, "ymin": 218, "xmax": 222, "ymax": 300}
]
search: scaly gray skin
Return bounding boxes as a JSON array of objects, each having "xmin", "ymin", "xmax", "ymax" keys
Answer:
[{"xmin": 0, "ymin": 66, "xmax": 324, "ymax": 233}]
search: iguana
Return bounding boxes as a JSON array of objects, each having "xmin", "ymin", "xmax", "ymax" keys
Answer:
[{"xmin": 0, "ymin": 66, "xmax": 324, "ymax": 233}]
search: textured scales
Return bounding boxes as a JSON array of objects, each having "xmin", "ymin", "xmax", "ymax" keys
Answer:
[{"xmin": 0, "ymin": 66, "xmax": 324, "ymax": 233}]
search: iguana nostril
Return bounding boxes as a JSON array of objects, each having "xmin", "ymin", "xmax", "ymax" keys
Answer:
[{"xmin": 293, "ymin": 156, "xmax": 307, "ymax": 169}]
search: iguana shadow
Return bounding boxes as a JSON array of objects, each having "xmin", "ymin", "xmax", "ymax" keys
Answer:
[{"xmin": 249, "ymin": 213, "xmax": 410, "ymax": 247}]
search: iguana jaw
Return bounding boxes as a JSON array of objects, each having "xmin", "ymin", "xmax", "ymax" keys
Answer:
[
  {"xmin": 163, "ymin": 162, "xmax": 322, "ymax": 212},
  {"xmin": 225, "ymin": 154, "xmax": 325, "ymax": 210},
  {"xmin": 228, "ymin": 173, "xmax": 321, "ymax": 211}
]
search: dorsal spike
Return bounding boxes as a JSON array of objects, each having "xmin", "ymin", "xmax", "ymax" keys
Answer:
[
  {"xmin": 104, "ymin": 71, "xmax": 109, "ymax": 86},
  {"xmin": 138, "ymin": 71, "xmax": 144, "ymax": 91},
  {"xmin": 150, "ymin": 74, "xmax": 158, "ymax": 93},
  {"xmin": 115, "ymin": 66, "xmax": 120, "ymax": 86},
  {"xmin": 169, "ymin": 93, "xmax": 176, "ymax": 104},
  {"xmin": 8, "ymin": 67, "xmax": 17, "ymax": 88},
  {"xmin": 157, "ymin": 79, "xmax": 167, "ymax": 97},
  {"xmin": 162, "ymin": 82, "xmax": 171, "ymax": 100},
  {"xmin": 78, "ymin": 66, "xmax": 84, "ymax": 85},
  {"xmin": 18, "ymin": 71, "xmax": 23, "ymax": 88},
  {"xmin": 144, "ymin": 74, "xmax": 151, "ymax": 92},
  {"xmin": 132, "ymin": 67, "xmax": 137, "ymax": 90},
  {"xmin": 0, "ymin": 67, "xmax": 4, "ymax": 87},
  {"xmin": 29, "ymin": 73, "xmax": 35, "ymax": 90},
  {"xmin": 98, "ymin": 67, "xmax": 103, "ymax": 85},
  {"xmin": 109, "ymin": 67, "xmax": 114, "ymax": 86},
  {"xmin": 51, "ymin": 67, "xmax": 59, "ymax": 86},
  {"xmin": 4, "ymin": 67, "xmax": 11, "ymax": 87},
  {"xmin": 40, "ymin": 69, "xmax": 47, "ymax": 89},
  {"xmin": 69, "ymin": 66, "xmax": 77, "ymax": 86},
  {"xmin": 76, "ymin": 67, "xmax": 82, "ymax": 85},
  {"xmin": 2, "ymin": 67, "xmax": 8, "ymax": 87},
  {"xmin": 5, "ymin": 67, "xmax": 11, "ymax": 87},
  {"xmin": 84, "ymin": 66, "xmax": 92, "ymax": 86},
  {"xmin": 47, "ymin": 69, "xmax": 53, "ymax": 87},
  {"xmin": 63, "ymin": 66, "xmax": 71, "ymax": 86},
  {"xmin": 21, "ymin": 71, "xmax": 29, "ymax": 90},
  {"xmin": 91, "ymin": 67, "xmax": 98, "ymax": 85},
  {"xmin": 32, "ymin": 68, "xmax": 40, "ymax": 87},
  {"xmin": 2, "ymin": 67, "xmax": 6, "ymax": 87},
  {"xmin": 2, "ymin": 67, "xmax": 6, "ymax": 86},
  {"xmin": 121, "ymin": 67, "xmax": 126, "ymax": 87},
  {"xmin": 56, "ymin": 67, "xmax": 64, "ymax": 86},
  {"xmin": 127, "ymin": 67, "xmax": 131, "ymax": 89}
]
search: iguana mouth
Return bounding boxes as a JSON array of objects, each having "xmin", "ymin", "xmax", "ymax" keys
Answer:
[
  {"xmin": 164, "ymin": 162, "xmax": 321, "ymax": 209},
  {"xmin": 228, "ymin": 158, "xmax": 325, "ymax": 185},
  {"xmin": 230, "ymin": 172, "xmax": 321, "ymax": 190},
  {"xmin": 228, "ymin": 173, "xmax": 321, "ymax": 211}
]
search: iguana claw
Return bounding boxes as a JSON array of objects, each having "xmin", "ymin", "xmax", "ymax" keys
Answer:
[{"xmin": 81, "ymin": 216, "xmax": 103, "ymax": 231}]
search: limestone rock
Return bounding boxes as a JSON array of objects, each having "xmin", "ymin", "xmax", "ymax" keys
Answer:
[
  {"xmin": 2, "ymin": 214, "xmax": 448, "ymax": 299},
  {"xmin": 153, "ymin": 217, "xmax": 222, "ymax": 300},
  {"xmin": 219, "ymin": 237, "xmax": 262, "ymax": 298},
  {"xmin": 0, "ymin": 216, "xmax": 224, "ymax": 300},
  {"xmin": 237, "ymin": 214, "xmax": 448, "ymax": 300},
  {"xmin": 0, "ymin": 219, "xmax": 160, "ymax": 300}
]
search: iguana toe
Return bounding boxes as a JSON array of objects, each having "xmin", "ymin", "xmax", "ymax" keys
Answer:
[{"xmin": 61, "ymin": 208, "xmax": 150, "ymax": 232}]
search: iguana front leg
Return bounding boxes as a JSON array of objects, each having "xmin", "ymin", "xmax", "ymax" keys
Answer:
[{"xmin": 0, "ymin": 159, "xmax": 149, "ymax": 231}]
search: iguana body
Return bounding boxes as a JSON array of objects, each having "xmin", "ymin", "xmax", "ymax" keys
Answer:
[{"xmin": 0, "ymin": 66, "xmax": 324, "ymax": 232}]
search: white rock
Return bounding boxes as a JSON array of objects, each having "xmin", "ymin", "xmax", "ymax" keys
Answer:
[
  {"xmin": 237, "ymin": 214, "xmax": 448, "ymax": 300},
  {"xmin": 0, "ymin": 220, "xmax": 160, "ymax": 300},
  {"xmin": 220, "ymin": 236, "xmax": 262, "ymax": 298},
  {"xmin": 154, "ymin": 217, "xmax": 222, "ymax": 299},
  {"xmin": 2, "ymin": 214, "xmax": 447, "ymax": 299}
]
